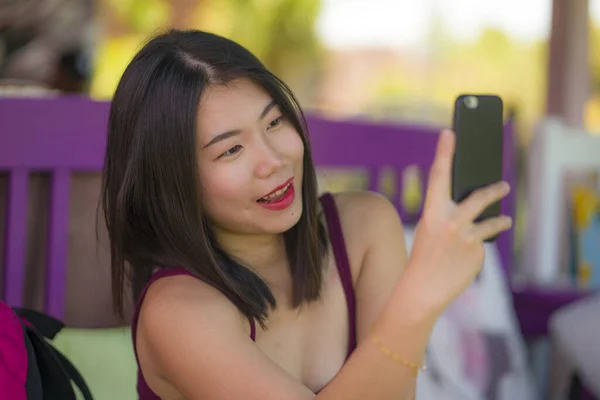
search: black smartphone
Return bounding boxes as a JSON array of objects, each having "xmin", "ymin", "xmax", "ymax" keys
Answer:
[{"xmin": 451, "ymin": 94, "xmax": 504, "ymax": 239}]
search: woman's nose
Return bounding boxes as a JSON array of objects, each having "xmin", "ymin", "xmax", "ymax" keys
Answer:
[{"xmin": 254, "ymin": 139, "xmax": 284, "ymax": 179}]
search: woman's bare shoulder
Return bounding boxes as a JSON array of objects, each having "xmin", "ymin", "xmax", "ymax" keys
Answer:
[
  {"xmin": 135, "ymin": 272, "xmax": 315, "ymax": 399},
  {"xmin": 331, "ymin": 190, "xmax": 398, "ymax": 221},
  {"xmin": 138, "ymin": 273, "xmax": 250, "ymax": 339},
  {"xmin": 326, "ymin": 190, "xmax": 403, "ymax": 284}
]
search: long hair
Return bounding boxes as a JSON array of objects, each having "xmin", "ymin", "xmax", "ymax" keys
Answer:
[{"xmin": 100, "ymin": 29, "xmax": 328, "ymax": 327}]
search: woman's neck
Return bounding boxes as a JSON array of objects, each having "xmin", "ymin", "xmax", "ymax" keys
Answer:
[
  {"xmin": 215, "ymin": 229, "xmax": 288, "ymax": 275},
  {"xmin": 215, "ymin": 229, "xmax": 295, "ymax": 305}
]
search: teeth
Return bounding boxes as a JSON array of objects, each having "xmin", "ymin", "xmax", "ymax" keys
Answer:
[{"xmin": 261, "ymin": 182, "xmax": 291, "ymax": 202}]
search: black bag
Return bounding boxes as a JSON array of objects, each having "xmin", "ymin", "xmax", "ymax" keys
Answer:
[{"xmin": 13, "ymin": 307, "xmax": 94, "ymax": 400}]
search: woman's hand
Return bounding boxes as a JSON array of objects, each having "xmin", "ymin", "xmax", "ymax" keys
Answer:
[{"xmin": 404, "ymin": 129, "xmax": 512, "ymax": 316}]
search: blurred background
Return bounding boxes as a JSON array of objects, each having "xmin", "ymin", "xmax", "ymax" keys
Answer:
[
  {"xmin": 2, "ymin": 1, "xmax": 600, "ymax": 399},
  {"xmin": 3, "ymin": 0, "xmax": 600, "ymax": 135}
]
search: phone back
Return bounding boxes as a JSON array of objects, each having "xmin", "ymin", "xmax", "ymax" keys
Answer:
[{"xmin": 451, "ymin": 94, "xmax": 504, "ymax": 222}]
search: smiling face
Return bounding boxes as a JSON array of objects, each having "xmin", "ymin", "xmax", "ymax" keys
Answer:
[{"xmin": 197, "ymin": 78, "xmax": 305, "ymax": 236}]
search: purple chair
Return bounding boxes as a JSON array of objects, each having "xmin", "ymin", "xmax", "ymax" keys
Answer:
[
  {"xmin": 0, "ymin": 97, "xmax": 586, "ymax": 332},
  {"xmin": 0, "ymin": 96, "xmax": 516, "ymax": 321},
  {"xmin": 0, "ymin": 97, "xmax": 109, "ymax": 319},
  {"xmin": 0, "ymin": 96, "xmax": 516, "ymax": 317}
]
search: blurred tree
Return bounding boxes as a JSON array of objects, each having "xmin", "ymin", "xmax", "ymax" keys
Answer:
[
  {"xmin": 590, "ymin": 20, "xmax": 600, "ymax": 93},
  {"xmin": 101, "ymin": 0, "xmax": 171, "ymax": 34},
  {"xmin": 195, "ymin": 0, "xmax": 323, "ymax": 103},
  {"xmin": 92, "ymin": 0, "xmax": 322, "ymax": 104}
]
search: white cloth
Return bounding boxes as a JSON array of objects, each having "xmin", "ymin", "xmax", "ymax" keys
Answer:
[
  {"xmin": 549, "ymin": 294, "xmax": 600, "ymax": 397},
  {"xmin": 402, "ymin": 228, "xmax": 538, "ymax": 400}
]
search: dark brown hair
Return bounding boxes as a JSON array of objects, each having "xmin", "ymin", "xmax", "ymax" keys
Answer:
[{"xmin": 100, "ymin": 29, "xmax": 328, "ymax": 327}]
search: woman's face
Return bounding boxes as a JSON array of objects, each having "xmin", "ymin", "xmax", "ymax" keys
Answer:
[{"xmin": 196, "ymin": 78, "xmax": 305, "ymax": 236}]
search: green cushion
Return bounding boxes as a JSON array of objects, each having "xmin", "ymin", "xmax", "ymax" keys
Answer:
[{"xmin": 52, "ymin": 326, "xmax": 137, "ymax": 400}]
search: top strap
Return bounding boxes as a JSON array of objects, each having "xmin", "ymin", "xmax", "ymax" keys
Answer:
[{"xmin": 319, "ymin": 193, "xmax": 357, "ymax": 358}]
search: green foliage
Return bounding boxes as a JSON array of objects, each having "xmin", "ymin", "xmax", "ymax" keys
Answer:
[
  {"xmin": 94, "ymin": 0, "xmax": 322, "ymax": 102},
  {"xmin": 590, "ymin": 21, "xmax": 600, "ymax": 93},
  {"xmin": 199, "ymin": 0, "xmax": 322, "ymax": 78},
  {"xmin": 105, "ymin": 0, "xmax": 171, "ymax": 32}
]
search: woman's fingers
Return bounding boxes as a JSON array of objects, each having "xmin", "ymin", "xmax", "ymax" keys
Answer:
[
  {"xmin": 469, "ymin": 215, "xmax": 513, "ymax": 241},
  {"xmin": 424, "ymin": 130, "xmax": 455, "ymax": 212},
  {"xmin": 455, "ymin": 181, "xmax": 510, "ymax": 223}
]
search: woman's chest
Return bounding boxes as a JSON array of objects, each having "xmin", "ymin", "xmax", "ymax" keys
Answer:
[{"xmin": 254, "ymin": 263, "xmax": 351, "ymax": 393}]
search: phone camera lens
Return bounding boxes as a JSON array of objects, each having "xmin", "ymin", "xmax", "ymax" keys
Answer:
[{"xmin": 464, "ymin": 96, "xmax": 478, "ymax": 109}]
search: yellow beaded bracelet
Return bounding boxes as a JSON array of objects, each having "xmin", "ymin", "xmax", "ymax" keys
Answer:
[{"xmin": 369, "ymin": 329, "xmax": 428, "ymax": 377}]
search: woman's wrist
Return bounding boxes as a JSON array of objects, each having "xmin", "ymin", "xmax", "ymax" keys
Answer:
[{"xmin": 374, "ymin": 273, "xmax": 438, "ymax": 338}]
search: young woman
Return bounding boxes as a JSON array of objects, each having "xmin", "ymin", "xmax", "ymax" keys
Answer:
[{"xmin": 101, "ymin": 29, "xmax": 512, "ymax": 400}]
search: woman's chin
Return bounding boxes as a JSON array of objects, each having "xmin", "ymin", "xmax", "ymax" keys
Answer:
[{"xmin": 257, "ymin": 202, "xmax": 303, "ymax": 234}]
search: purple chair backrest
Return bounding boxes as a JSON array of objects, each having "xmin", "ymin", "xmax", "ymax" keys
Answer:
[
  {"xmin": 307, "ymin": 115, "xmax": 517, "ymax": 275},
  {"xmin": 0, "ymin": 97, "xmax": 109, "ymax": 319},
  {"xmin": 0, "ymin": 97, "xmax": 516, "ymax": 320}
]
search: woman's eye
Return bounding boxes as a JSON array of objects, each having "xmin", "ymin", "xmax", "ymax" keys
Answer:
[
  {"xmin": 219, "ymin": 145, "xmax": 242, "ymax": 158},
  {"xmin": 267, "ymin": 116, "xmax": 283, "ymax": 130}
]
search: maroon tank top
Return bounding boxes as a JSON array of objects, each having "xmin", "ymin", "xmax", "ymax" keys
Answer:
[{"xmin": 131, "ymin": 192, "xmax": 357, "ymax": 399}]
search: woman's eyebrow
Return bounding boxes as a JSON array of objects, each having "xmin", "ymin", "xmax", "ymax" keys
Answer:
[{"xmin": 202, "ymin": 100, "xmax": 277, "ymax": 149}]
